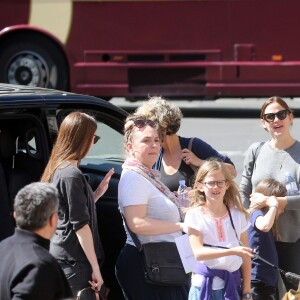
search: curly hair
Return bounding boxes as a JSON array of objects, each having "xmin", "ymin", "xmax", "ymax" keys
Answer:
[{"xmin": 135, "ymin": 96, "xmax": 183, "ymax": 136}]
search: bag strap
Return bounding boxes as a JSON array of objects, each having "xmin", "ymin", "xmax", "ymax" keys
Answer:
[
  {"xmin": 187, "ymin": 138, "xmax": 198, "ymax": 173},
  {"xmin": 121, "ymin": 213, "xmax": 143, "ymax": 252},
  {"xmin": 253, "ymin": 141, "xmax": 265, "ymax": 169},
  {"xmin": 225, "ymin": 205, "xmax": 241, "ymax": 246},
  {"xmin": 188, "ymin": 138, "xmax": 194, "ymax": 151}
]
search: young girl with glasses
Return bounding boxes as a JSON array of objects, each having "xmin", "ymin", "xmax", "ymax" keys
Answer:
[
  {"xmin": 240, "ymin": 96, "xmax": 300, "ymax": 291},
  {"xmin": 184, "ymin": 160, "xmax": 253, "ymax": 300}
]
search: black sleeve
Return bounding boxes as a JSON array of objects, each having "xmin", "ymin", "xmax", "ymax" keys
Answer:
[{"xmin": 61, "ymin": 176, "xmax": 90, "ymax": 231}]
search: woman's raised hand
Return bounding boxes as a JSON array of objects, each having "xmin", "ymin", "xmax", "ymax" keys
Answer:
[
  {"xmin": 182, "ymin": 148, "xmax": 204, "ymax": 167},
  {"xmin": 94, "ymin": 168, "xmax": 115, "ymax": 201}
]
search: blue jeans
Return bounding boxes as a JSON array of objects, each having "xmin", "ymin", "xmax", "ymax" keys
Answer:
[{"xmin": 189, "ymin": 286, "xmax": 241, "ymax": 300}]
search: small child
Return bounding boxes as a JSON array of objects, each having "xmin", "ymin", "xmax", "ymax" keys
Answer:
[
  {"xmin": 184, "ymin": 160, "xmax": 253, "ymax": 300},
  {"xmin": 248, "ymin": 178, "xmax": 286, "ymax": 300}
]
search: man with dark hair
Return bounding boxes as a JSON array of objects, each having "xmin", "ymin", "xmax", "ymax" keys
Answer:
[{"xmin": 0, "ymin": 182, "xmax": 73, "ymax": 300}]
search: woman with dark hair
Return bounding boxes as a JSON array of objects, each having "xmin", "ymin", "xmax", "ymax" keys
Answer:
[
  {"xmin": 134, "ymin": 97, "xmax": 236, "ymax": 192},
  {"xmin": 240, "ymin": 96, "xmax": 300, "ymax": 291},
  {"xmin": 41, "ymin": 112, "xmax": 114, "ymax": 296}
]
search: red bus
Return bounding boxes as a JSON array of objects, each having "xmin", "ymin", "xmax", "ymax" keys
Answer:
[{"xmin": 1, "ymin": 0, "xmax": 300, "ymax": 100}]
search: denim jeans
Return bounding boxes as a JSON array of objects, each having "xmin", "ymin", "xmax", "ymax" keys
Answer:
[{"xmin": 189, "ymin": 286, "xmax": 241, "ymax": 300}]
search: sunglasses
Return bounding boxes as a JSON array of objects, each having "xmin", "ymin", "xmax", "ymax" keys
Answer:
[
  {"xmin": 93, "ymin": 135, "xmax": 101, "ymax": 144},
  {"xmin": 262, "ymin": 109, "xmax": 289, "ymax": 123},
  {"xmin": 133, "ymin": 119, "xmax": 157, "ymax": 129},
  {"xmin": 202, "ymin": 180, "xmax": 227, "ymax": 189}
]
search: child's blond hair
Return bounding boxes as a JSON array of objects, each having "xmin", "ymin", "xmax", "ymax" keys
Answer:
[{"xmin": 187, "ymin": 159, "xmax": 247, "ymax": 217}]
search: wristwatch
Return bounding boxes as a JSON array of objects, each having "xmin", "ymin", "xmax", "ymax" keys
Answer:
[{"xmin": 242, "ymin": 293, "xmax": 252, "ymax": 299}]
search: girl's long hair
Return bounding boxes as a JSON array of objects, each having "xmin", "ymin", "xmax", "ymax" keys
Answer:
[
  {"xmin": 41, "ymin": 112, "xmax": 97, "ymax": 182},
  {"xmin": 188, "ymin": 159, "xmax": 247, "ymax": 217}
]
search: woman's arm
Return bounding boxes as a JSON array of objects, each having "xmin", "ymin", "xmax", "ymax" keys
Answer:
[
  {"xmin": 124, "ymin": 205, "xmax": 184, "ymax": 235},
  {"xmin": 93, "ymin": 168, "xmax": 114, "ymax": 202},
  {"xmin": 181, "ymin": 149, "xmax": 237, "ymax": 178},
  {"xmin": 76, "ymin": 224, "xmax": 103, "ymax": 290},
  {"xmin": 240, "ymin": 143, "xmax": 263, "ymax": 209}
]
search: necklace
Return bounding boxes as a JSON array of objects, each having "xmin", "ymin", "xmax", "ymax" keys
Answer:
[{"xmin": 280, "ymin": 152, "xmax": 289, "ymax": 170}]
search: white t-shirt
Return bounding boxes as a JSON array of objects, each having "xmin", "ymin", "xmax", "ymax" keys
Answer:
[
  {"xmin": 184, "ymin": 206, "xmax": 250, "ymax": 290},
  {"xmin": 118, "ymin": 169, "xmax": 182, "ymax": 246}
]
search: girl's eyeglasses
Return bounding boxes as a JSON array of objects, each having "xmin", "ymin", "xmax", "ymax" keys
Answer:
[
  {"xmin": 203, "ymin": 180, "xmax": 227, "ymax": 189},
  {"xmin": 93, "ymin": 135, "xmax": 101, "ymax": 144},
  {"xmin": 262, "ymin": 109, "xmax": 289, "ymax": 123},
  {"xmin": 133, "ymin": 119, "xmax": 158, "ymax": 129}
]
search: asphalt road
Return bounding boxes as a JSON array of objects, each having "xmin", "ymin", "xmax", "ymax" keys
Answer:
[{"xmin": 110, "ymin": 97, "xmax": 300, "ymax": 184}]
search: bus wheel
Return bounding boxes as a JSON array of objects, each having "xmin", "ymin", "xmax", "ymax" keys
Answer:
[{"xmin": 0, "ymin": 35, "xmax": 68, "ymax": 91}]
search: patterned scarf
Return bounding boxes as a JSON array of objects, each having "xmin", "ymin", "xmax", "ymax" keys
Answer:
[{"xmin": 122, "ymin": 158, "xmax": 183, "ymax": 219}]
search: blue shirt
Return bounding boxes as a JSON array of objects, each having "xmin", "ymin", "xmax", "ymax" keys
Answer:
[{"xmin": 248, "ymin": 210, "xmax": 278, "ymax": 287}]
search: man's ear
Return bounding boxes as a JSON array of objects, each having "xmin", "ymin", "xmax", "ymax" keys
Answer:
[
  {"xmin": 13, "ymin": 211, "xmax": 16, "ymax": 220},
  {"xmin": 49, "ymin": 212, "xmax": 58, "ymax": 228}
]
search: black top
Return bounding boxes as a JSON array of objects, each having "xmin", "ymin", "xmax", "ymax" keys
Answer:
[
  {"xmin": 160, "ymin": 159, "xmax": 194, "ymax": 192},
  {"xmin": 50, "ymin": 164, "xmax": 104, "ymax": 264},
  {"xmin": 0, "ymin": 229, "xmax": 73, "ymax": 300},
  {"xmin": 156, "ymin": 136, "xmax": 234, "ymax": 191}
]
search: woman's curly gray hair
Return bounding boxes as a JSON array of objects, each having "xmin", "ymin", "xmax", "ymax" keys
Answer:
[{"xmin": 135, "ymin": 96, "xmax": 182, "ymax": 135}]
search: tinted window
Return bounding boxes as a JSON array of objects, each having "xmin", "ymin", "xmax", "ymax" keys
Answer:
[{"xmin": 83, "ymin": 121, "xmax": 124, "ymax": 162}]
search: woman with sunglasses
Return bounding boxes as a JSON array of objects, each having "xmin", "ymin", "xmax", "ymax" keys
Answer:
[
  {"xmin": 240, "ymin": 96, "xmax": 300, "ymax": 291},
  {"xmin": 134, "ymin": 97, "xmax": 237, "ymax": 193},
  {"xmin": 115, "ymin": 114, "xmax": 189, "ymax": 300},
  {"xmin": 41, "ymin": 112, "xmax": 114, "ymax": 296}
]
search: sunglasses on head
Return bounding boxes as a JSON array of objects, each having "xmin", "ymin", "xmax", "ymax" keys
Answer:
[
  {"xmin": 133, "ymin": 119, "xmax": 157, "ymax": 129},
  {"xmin": 262, "ymin": 109, "xmax": 289, "ymax": 123},
  {"xmin": 93, "ymin": 135, "xmax": 101, "ymax": 144}
]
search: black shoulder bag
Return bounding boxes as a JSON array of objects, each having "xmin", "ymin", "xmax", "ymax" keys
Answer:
[{"xmin": 122, "ymin": 214, "xmax": 190, "ymax": 286}]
